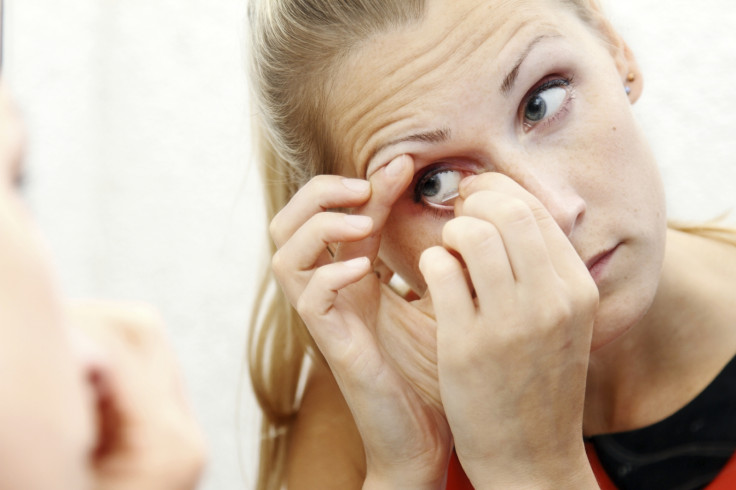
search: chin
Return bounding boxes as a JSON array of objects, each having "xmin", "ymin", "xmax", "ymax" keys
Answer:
[{"xmin": 589, "ymin": 277, "xmax": 659, "ymax": 352}]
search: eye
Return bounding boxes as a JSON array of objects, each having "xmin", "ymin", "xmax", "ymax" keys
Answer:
[
  {"xmin": 413, "ymin": 168, "xmax": 464, "ymax": 208},
  {"xmin": 522, "ymin": 78, "xmax": 571, "ymax": 128}
]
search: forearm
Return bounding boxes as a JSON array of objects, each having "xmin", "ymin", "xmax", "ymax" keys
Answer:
[
  {"xmin": 363, "ymin": 471, "xmax": 447, "ymax": 490},
  {"xmin": 462, "ymin": 448, "xmax": 599, "ymax": 490}
]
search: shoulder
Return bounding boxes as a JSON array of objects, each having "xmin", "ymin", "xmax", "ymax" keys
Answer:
[{"xmin": 286, "ymin": 360, "xmax": 366, "ymax": 489}]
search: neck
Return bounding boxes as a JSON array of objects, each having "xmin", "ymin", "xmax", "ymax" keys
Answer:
[{"xmin": 583, "ymin": 228, "xmax": 736, "ymax": 435}]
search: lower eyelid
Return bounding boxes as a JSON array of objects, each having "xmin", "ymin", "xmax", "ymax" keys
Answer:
[{"xmin": 523, "ymin": 85, "xmax": 575, "ymax": 132}]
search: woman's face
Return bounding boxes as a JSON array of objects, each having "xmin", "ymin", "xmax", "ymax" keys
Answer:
[
  {"xmin": 329, "ymin": 0, "xmax": 667, "ymax": 348},
  {"xmin": 0, "ymin": 84, "xmax": 94, "ymax": 488}
]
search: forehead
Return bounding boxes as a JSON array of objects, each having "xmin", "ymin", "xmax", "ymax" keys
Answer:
[{"xmin": 328, "ymin": 0, "xmax": 588, "ymax": 177}]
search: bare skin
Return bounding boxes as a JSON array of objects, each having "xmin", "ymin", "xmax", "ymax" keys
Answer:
[
  {"xmin": 0, "ymin": 82, "xmax": 205, "ymax": 490},
  {"xmin": 272, "ymin": 0, "xmax": 736, "ymax": 487}
]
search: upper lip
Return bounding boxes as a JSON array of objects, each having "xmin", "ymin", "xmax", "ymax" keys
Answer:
[{"xmin": 585, "ymin": 244, "xmax": 619, "ymax": 270}]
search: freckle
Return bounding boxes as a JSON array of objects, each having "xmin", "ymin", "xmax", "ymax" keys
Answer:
[{"xmin": 612, "ymin": 126, "xmax": 617, "ymax": 131}]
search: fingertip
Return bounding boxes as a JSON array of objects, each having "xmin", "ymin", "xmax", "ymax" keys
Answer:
[
  {"xmin": 343, "ymin": 256, "xmax": 371, "ymax": 271},
  {"xmin": 458, "ymin": 173, "xmax": 478, "ymax": 198},
  {"xmin": 384, "ymin": 153, "xmax": 413, "ymax": 177},
  {"xmin": 418, "ymin": 246, "xmax": 446, "ymax": 274},
  {"xmin": 341, "ymin": 178, "xmax": 371, "ymax": 195}
]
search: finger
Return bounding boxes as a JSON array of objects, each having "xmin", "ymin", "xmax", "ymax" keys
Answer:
[
  {"xmin": 270, "ymin": 174, "xmax": 371, "ymax": 248},
  {"xmin": 334, "ymin": 154, "xmax": 414, "ymax": 262},
  {"xmin": 274, "ymin": 212, "xmax": 373, "ymax": 276},
  {"xmin": 459, "ymin": 173, "xmax": 584, "ymax": 278},
  {"xmin": 441, "ymin": 216, "xmax": 516, "ymax": 310},
  {"xmin": 296, "ymin": 257, "xmax": 372, "ymax": 349},
  {"xmin": 458, "ymin": 190, "xmax": 557, "ymax": 288},
  {"xmin": 419, "ymin": 246, "xmax": 475, "ymax": 335}
]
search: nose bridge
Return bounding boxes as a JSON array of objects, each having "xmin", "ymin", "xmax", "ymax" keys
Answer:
[{"xmin": 504, "ymin": 159, "xmax": 586, "ymax": 237}]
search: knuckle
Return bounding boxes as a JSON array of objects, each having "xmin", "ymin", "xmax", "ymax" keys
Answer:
[
  {"xmin": 496, "ymin": 198, "xmax": 535, "ymax": 225},
  {"xmin": 426, "ymin": 257, "xmax": 460, "ymax": 284},
  {"xmin": 532, "ymin": 292, "xmax": 573, "ymax": 330},
  {"xmin": 310, "ymin": 173, "xmax": 335, "ymax": 190},
  {"xmin": 268, "ymin": 214, "xmax": 284, "ymax": 243},
  {"xmin": 271, "ymin": 249, "xmax": 288, "ymax": 276},
  {"xmin": 298, "ymin": 174, "xmax": 335, "ymax": 202},
  {"xmin": 460, "ymin": 222, "xmax": 500, "ymax": 250},
  {"xmin": 295, "ymin": 294, "xmax": 315, "ymax": 321}
]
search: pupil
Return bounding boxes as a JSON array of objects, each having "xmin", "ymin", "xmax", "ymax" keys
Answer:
[
  {"xmin": 422, "ymin": 174, "xmax": 441, "ymax": 197},
  {"xmin": 526, "ymin": 96, "xmax": 546, "ymax": 122}
]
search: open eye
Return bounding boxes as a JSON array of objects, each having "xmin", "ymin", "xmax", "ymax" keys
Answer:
[
  {"xmin": 414, "ymin": 168, "xmax": 464, "ymax": 208},
  {"xmin": 522, "ymin": 78, "xmax": 570, "ymax": 128}
]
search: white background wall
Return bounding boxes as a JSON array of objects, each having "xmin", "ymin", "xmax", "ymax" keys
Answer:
[{"xmin": 3, "ymin": 1, "xmax": 736, "ymax": 489}]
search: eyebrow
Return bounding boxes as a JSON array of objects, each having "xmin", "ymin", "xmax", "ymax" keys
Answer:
[
  {"xmin": 365, "ymin": 31, "xmax": 559, "ymax": 174},
  {"xmin": 376, "ymin": 127, "xmax": 451, "ymax": 155},
  {"xmin": 365, "ymin": 127, "xmax": 451, "ymax": 175},
  {"xmin": 500, "ymin": 33, "xmax": 560, "ymax": 95}
]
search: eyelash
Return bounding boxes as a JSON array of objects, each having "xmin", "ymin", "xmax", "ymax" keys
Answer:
[
  {"xmin": 521, "ymin": 75, "xmax": 575, "ymax": 131},
  {"xmin": 412, "ymin": 164, "xmax": 474, "ymax": 217},
  {"xmin": 409, "ymin": 75, "xmax": 576, "ymax": 215},
  {"xmin": 412, "ymin": 164, "xmax": 448, "ymax": 204}
]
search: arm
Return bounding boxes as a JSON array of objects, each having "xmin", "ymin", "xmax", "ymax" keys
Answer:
[
  {"xmin": 421, "ymin": 173, "xmax": 599, "ymax": 489},
  {"xmin": 271, "ymin": 155, "xmax": 450, "ymax": 489}
]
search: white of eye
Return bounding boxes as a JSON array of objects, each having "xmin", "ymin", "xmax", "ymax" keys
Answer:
[
  {"xmin": 526, "ymin": 85, "xmax": 567, "ymax": 123},
  {"xmin": 541, "ymin": 86, "xmax": 566, "ymax": 114},
  {"xmin": 421, "ymin": 169, "xmax": 463, "ymax": 206}
]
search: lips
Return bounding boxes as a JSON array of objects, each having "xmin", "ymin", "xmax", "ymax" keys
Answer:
[{"xmin": 585, "ymin": 243, "xmax": 620, "ymax": 279}]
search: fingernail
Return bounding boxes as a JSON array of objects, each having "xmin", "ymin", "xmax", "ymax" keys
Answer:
[
  {"xmin": 459, "ymin": 174, "xmax": 477, "ymax": 193},
  {"xmin": 342, "ymin": 178, "xmax": 370, "ymax": 193},
  {"xmin": 343, "ymin": 256, "xmax": 370, "ymax": 269},
  {"xmin": 344, "ymin": 214, "xmax": 373, "ymax": 230},
  {"xmin": 385, "ymin": 154, "xmax": 408, "ymax": 176}
]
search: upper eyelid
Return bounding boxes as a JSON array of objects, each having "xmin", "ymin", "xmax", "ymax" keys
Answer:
[
  {"xmin": 413, "ymin": 160, "xmax": 483, "ymax": 178},
  {"xmin": 523, "ymin": 76, "xmax": 571, "ymax": 100},
  {"xmin": 520, "ymin": 76, "xmax": 574, "ymax": 128}
]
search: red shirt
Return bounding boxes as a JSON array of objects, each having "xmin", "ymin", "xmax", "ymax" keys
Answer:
[{"xmin": 446, "ymin": 446, "xmax": 736, "ymax": 489}]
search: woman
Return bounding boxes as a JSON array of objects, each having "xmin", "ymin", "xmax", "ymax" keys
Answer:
[
  {"xmin": 247, "ymin": 0, "xmax": 736, "ymax": 488},
  {"xmin": 0, "ymin": 82, "xmax": 206, "ymax": 489}
]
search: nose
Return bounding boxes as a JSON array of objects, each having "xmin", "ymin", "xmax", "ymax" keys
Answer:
[{"xmin": 519, "ymin": 171, "xmax": 586, "ymax": 237}]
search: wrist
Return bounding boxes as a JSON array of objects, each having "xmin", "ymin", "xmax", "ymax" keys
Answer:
[
  {"xmin": 363, "ymin": 470, "xmax": 446, "ymax": 490},
  {"xmin": 460, "ymin": 449, "xmax": 598, "ymax": 490}
]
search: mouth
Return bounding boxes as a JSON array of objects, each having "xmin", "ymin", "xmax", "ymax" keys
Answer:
[{"xmin": 585, "ymin": 243, "xmax": 621, "ymax": 281}]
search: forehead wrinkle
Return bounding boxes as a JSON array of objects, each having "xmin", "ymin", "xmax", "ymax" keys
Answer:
[
  {"xmin": 335, "ymin": 2, "xmax": 553, "ymax": 176},
  {"xmin": 337, "ymin": 2, "xmax": 505, "ymax": 165}
]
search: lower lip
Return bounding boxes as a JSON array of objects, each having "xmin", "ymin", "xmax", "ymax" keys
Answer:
[{"xmin": 588, "ymin": 245, "xmax": 619, "ymax": 283}]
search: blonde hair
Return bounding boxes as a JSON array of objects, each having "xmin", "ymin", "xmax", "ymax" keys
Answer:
[
  {"xmin": 246, "ymin": 2, "xmax": 425, "ymax": 489},
  {"xmin": 244, "ymin": 1, "xmax": 731, "ymax": 490}
]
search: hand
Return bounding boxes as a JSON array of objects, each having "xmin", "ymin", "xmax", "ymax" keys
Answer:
[
  {"xmin": 70, "ymin": 301, "xmax": 206, "ymax": 490},
  {"xmin": 270, "ymin": 155, "xmax": 450, "ymax": 489},
  {"xmin": 419, "ymin": 173, "xmax": 599, "ymax": 489}
]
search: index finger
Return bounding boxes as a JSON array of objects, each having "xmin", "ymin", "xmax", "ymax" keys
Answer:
[
  {"xmin": 457, "ymin": 173, "xmax": 586, "ymax": 278},
  {"xmin": 334, "ymin": 154, "xmax": 414, "ymax": 262},
  {"xmin": 270, "ymin": 174, "xmax": 371, "ymax": 248}
]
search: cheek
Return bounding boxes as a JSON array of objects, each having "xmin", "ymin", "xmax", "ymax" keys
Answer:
[
  {"xmin": 569, "ymin": 85, "xmax": 665, "ymax": 217},
  {"xmin": 377, "ymin": 200, "xmax": 447, "ymax": 295}
]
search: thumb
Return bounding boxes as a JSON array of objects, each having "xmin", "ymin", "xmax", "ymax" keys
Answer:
[{"xmin": 335, "ymin": 154, "xmax": 413, "ymax": 263}]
